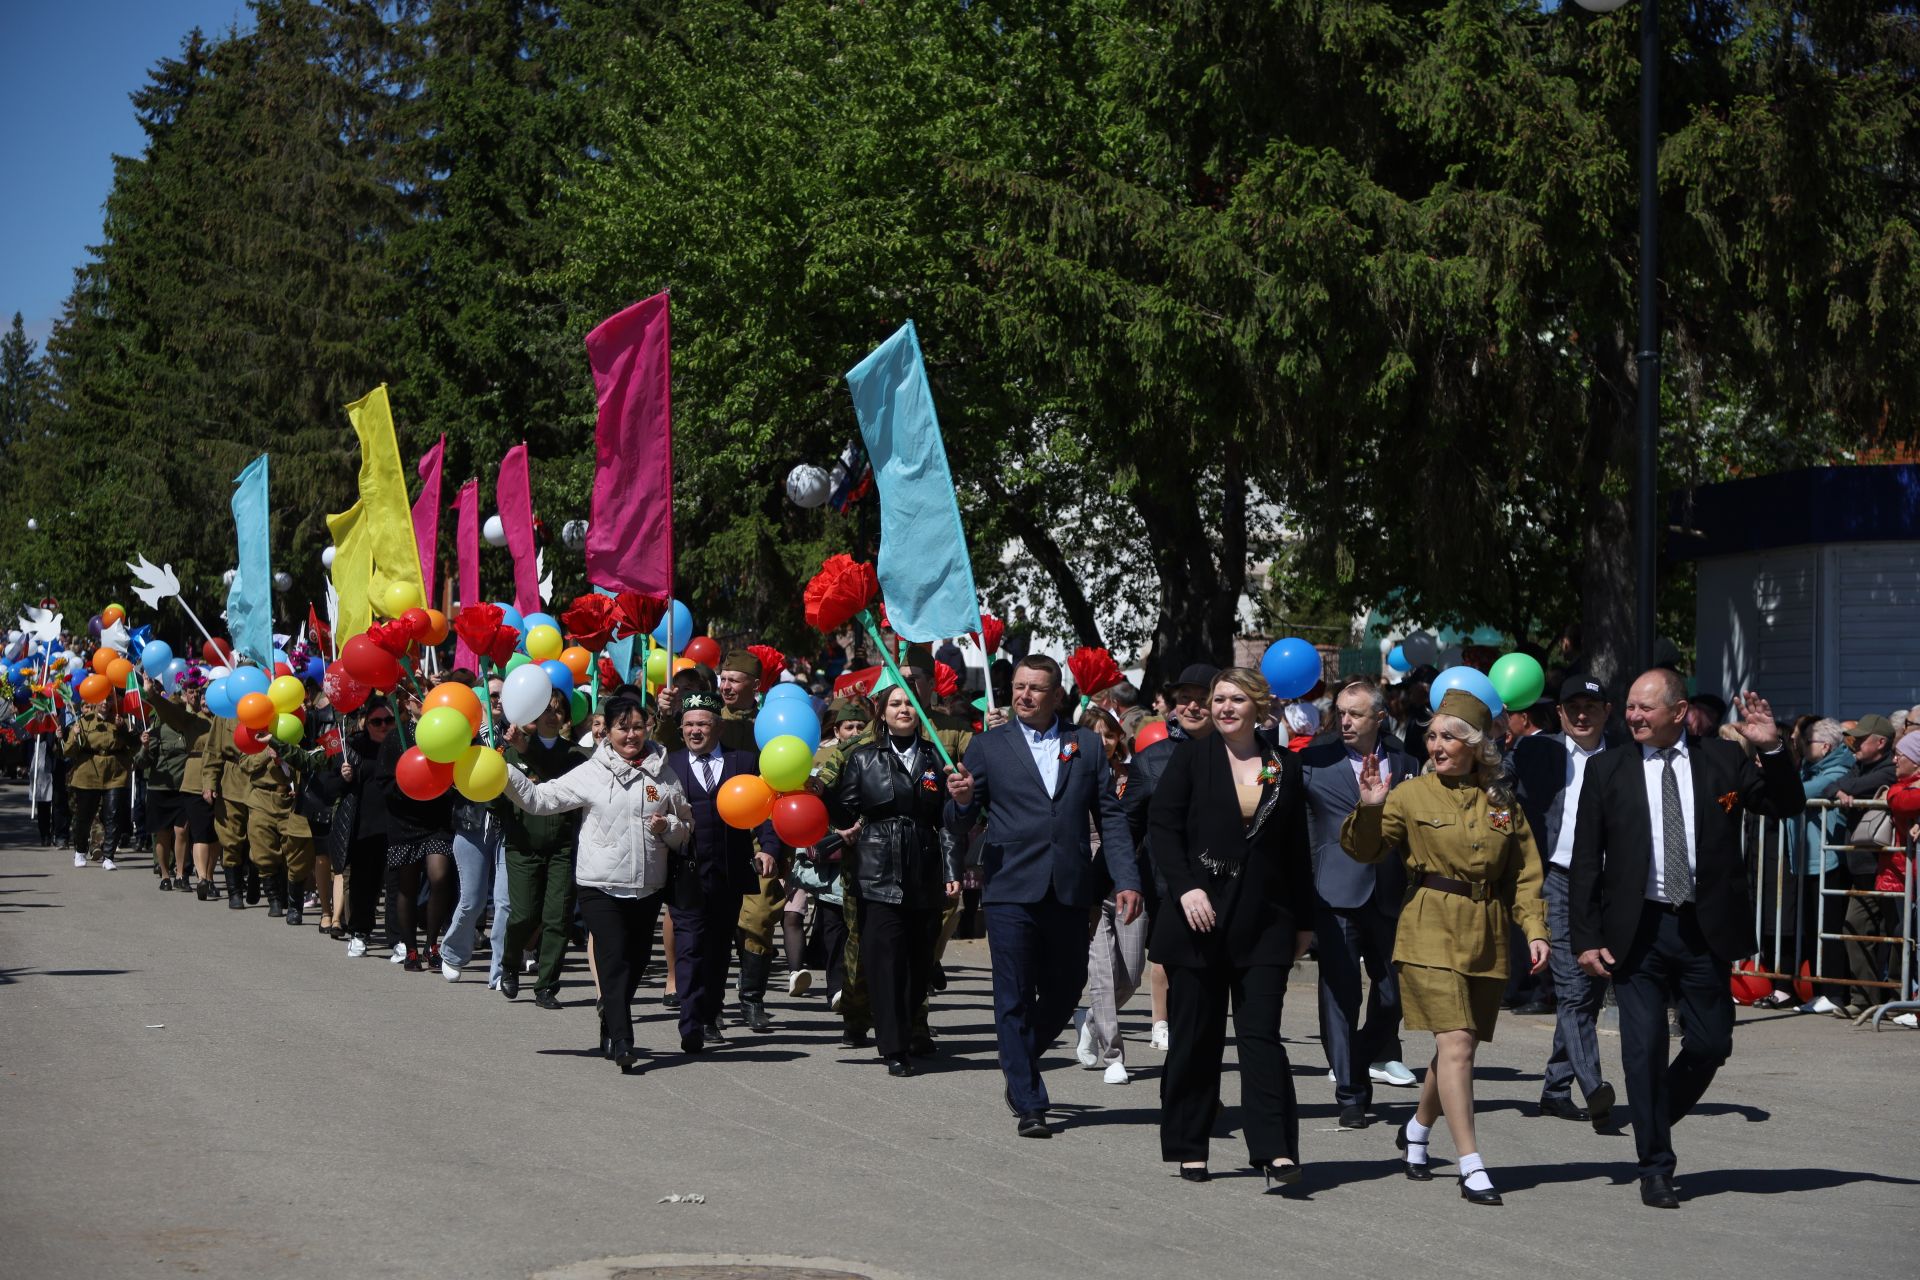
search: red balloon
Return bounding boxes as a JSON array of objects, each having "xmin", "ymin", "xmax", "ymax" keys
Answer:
[
  {"xmin": 323, "ymin": 664, "xmax": 370, "ymax": 713},
  {"xmin": 202, "ymin": 638, "xmax": 234, "ymax": 665},
  {"xmin": 770, "ymin": 792, "xmax": 831, "ymax": 848},
  {"xmin": 341, "ymin": 634, "xmax": 402, "ymax": 691},
  {"xmin": 233, "ymin": 723, "xmax": 269, "ymax": 755},
  {"xmin": 1794, "ymin": 959, "xmax": 1814, "ymax": 1005},
  {"xmin": 401, "ymin": 607, "xmax": 432, "ymax": 639},
  {"xmin": 273, "ymin": 662, "xmax": 293, "ymax": 678},
  {"xmin": 396, "ymin": 746, "xmax": 454, "ymax": 800},
  {"xmin": 1729, "ymin": 959, "xmax": 1771, "ymax": 1006},
  {"xmin": 683, "ymin": 635, "xmax": 722, "ymax": 668},
  {"xmin": 1133, "ymin": 719, "xmax": 1170, "ymax": 752}
]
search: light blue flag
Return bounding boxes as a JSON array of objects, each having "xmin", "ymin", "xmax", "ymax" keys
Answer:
[
  {"xmin": 597, "ymin": 585, "xmax": 635, "ymax": 683},
  {"xmin": 844, "ymin": 320, "xmax": 981, "ymax": 642},
  {"xmin": 227, "ymin": 454, "xmax": 274, "ymax": 668}
]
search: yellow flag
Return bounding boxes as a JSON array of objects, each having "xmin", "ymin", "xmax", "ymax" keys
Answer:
[{"xmin": 326, "ymin": 385, "xmax": 425, "ymax": 642}]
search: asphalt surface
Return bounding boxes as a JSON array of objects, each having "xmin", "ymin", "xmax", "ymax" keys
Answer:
[{"xmin": 2, "ymin": 779, "xmax": 1915, "ymax": 1280}]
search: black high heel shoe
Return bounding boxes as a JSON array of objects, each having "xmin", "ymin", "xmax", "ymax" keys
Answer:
[
  {"xmin": 1396, "ymin": 1120, "xmax": 1434, "ymax": 1182},
  {"xmin": 1258, "ymin": 1160, "xmax": 1303, "ymax": 1189},
  {"xmin": 1178, "ymin": 1165, "xmax": 1210, "ymax": 1183}
]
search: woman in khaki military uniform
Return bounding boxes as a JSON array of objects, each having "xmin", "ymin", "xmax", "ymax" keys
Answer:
[
  {"xmin": 63, "ymin": 699, "xmax": 136, "ymax": 869},
  {"xmin": 1343, "ymin": 688, "xmax": 1548, "ymax": 1206}
]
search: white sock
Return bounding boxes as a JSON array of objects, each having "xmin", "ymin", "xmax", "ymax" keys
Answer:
[
  {"xmin": 1405, "ymin": 1116, "xmax": 1431, "ymax": 1165},
  {"xmin": 1458, "ymin": 1151, "xmax": 1493, "ymax": 1192}
]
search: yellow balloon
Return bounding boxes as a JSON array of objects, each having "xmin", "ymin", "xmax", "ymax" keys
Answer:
[
  {"xmin": 267, "ymin": 674, "xmax": 306, "ymax": 714},
  {"xmin": 454, "ymin": 744, "xmax": 508, "ymax": 803},
  {"xmin": 525, "ymin": 624, "xmax": 564, "ymax": 662},
  {"xmin": 380, "ymin": 580, "xmax": 423, "ymax": 618}
]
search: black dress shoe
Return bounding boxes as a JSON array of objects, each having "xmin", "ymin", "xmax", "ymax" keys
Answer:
[
  {"xmin": 1535, "ymin": 1096, "xmax": 1591, "ymax": 1122},
  {"xmin": 663, "ymin": 991, "xmax": 680, "ymax": 1011},
  {"xmin": 609, "ymin": 1039, "xmax": 642, "ymax": 1072},
  {"xmin": 533, "ymin": 989, "xmax": 562, "ymax": 1011},
  {"xmin": 702, "ymin": 1022, "xmax": 727, "ymax": 1045},
  {"xmin": 929, "ymin": 963, "xmax": 948, "ymax": 993},
  {"xmin": 1461, "ymin": 1181, "xmax": 1504, "ymax": 1206},
  {"xmin": 500, "ymin": 972, "xmax": 519, "ymax": 1000},
  {"xmin": 886, "ymin": 1056, "xmax": 915, "ymax": 1077},
  {"xmin": 1640, "ymin": 1173, "xmax": 1680, "ymax": 1209},
  {"xmin": 843, "ymin": 1027, "xmax": 871, "ymax": 1049},
  {"xmin": 680, "ymin": 1032, "xmax": 705, "ymax": 1054},
  {"xmin": 1586, "ymin": 1082, "xmax": 1617, "ymax": 1131},
  {"xmin": 1339, "ymin": 1105, "xmax": 1371, "ymax": 1129},
  {"xmin": 1395, "ymin": 1121, "xmax": 1434, "ymax": 1181},
  {"xmin": 1178, "ymin": 1165, "xmax": 1210, "ymax": 1182},
  {"xmin": 1016, "ymin": 1112, "xmax": 1051, "ymax": 1139}
]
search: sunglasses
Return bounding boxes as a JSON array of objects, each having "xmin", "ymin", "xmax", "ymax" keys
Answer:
[{"xmin": 367, "ymin": 715, "xmax": 395, "ymax": 726}]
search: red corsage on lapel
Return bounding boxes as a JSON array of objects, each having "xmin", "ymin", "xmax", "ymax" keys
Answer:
[
  {"xmin": 645, "ymin": 785, "xmax": 659, "ymax": 803},
  {"xmin": 1488, "ymin": 807, "xmax": 1513, "ymax": 833},
  {"xmin": 920, "ymin": 768, "xmax": 940, "ymax": 794},
  {"xmin": 1717, "ymin": 790, "xmax": 1738, "ymax": 814},
  {"xmin": 1257, "ymin": 759, "xmax": 1280, "ymax": 786},
  {"xmin": 1057, "ymin": 740, "xmax": 1080, "ymax": 764}
]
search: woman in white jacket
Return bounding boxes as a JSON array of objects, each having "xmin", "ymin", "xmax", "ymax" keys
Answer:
[{"xmin": 502, "ymin": 690, "xmax": 690, "ymax": 1071}]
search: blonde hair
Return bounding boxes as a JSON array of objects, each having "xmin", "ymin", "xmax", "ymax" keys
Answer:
[
  {"xmin": 1210, "ymin": 667, "xmax": 1275, "ymax": 723},
  {"xmin": 1426, "ymin": 712, "xmax": 1513, "ymax": 806}
]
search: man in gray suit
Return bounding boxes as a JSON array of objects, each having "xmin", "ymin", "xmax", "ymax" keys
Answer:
[
  {"xmin": 1512, "ymin": 675, "xmax": 1619, "ymax": 1128},
  {"xmin": 1299, "ymin": 680, "xmax": 1419, "ymax": 1129}
]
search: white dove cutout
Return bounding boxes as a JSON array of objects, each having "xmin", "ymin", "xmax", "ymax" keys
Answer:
[
  {"xmin": 536, "ymin": 548, "xmax": 552, "ymax": 611},
  {"xmin": 19, "ymin": 606, "xmax": 62, "ymax": 646},
  {"xmin": 127, "ymin": 556, "xmax": 181, "ymax": 610}
]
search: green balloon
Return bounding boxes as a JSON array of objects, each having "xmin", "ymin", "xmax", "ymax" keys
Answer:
[
  {"xmin": 570, "ymin": 687, "xmax": 591, "ymax": 724},
  {"xmin": 504, "ymin": 653, "xmax": 532, "ymax": 675},
  {"xmin": 759, "ymin": 733, "xmax": 814, "ymax": 793},
  {"xmin": 271, "ymin": 712, "xmax": 304, "ymax": 745},
  {"xmin": 1488, "ymin": 653, "xmax": 1545, "ymax": 710},
  {"xmin": 416, "ymin": 705, "xmax": 473, "ymax": 764}
]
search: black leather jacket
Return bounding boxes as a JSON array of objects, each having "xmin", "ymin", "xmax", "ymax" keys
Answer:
[{"xmin": 827, "ymin": 735, "xmax": 961, "ymax": 908}]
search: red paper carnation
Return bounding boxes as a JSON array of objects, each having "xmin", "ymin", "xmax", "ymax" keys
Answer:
[
  {"xmin": 1067, "ymin": 646, "xmax": 1124, "ymax": 697},
  {"xmin": 747, "ymin": 644, "xmax": 786, "ymax": 694},
  {"xmin": 598, "ymin": 656, "xmax": 624, "ymax": 692},
  {"xmin": 971, "ymin": 613, "xmax": 1005, "ymax": 655},
  {"xmin": 368, "ymin": 619, "xmax": 415, "ymax": 658},
  {"xmin": 561, "ymin": 594, "xmax": 618, "ymax": 652},
  {"xmin": 612, "ymin": 591, "xmax": 667, "ymax": 638},
  {"xmin": 453, "ymin": 604, "xmax": 521, "ymax": 668},
  {"xmin": 803, "ymin": 555, "xmax": 878, "ymax": 633},
  {"xmin": 933, "ymin": 660, "xmax": 960, "ymax": 700}
]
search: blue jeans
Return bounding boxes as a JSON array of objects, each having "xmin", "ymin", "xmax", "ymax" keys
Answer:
[
  {"xmin": 443, "ymin": 814, "xmax": 501, "ymax": 970},
  {"xmin": 488, "ymin": 830, "xmax": 512, "ymax": 985},
  {"xmin": 985, "ymin": 895, "xmax": 1090, "ymax": 1114},
  {"xmin": 1541, "ymin": 865, "xmax": 1607, "ymax": 1101}
]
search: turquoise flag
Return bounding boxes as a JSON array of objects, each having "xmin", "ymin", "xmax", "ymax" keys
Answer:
[
  {"xmin": 844, "ymin": 320, "xmax": 981, "ymax": 642},
  {"xmin": 227, "ymin": 454, "xmax": 273, "ymax": 668}
]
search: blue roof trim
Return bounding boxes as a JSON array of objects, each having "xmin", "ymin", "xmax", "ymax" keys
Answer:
[{"xmin": 1670, "ymin": 464, "xmax": 1920, "ymax": 560}]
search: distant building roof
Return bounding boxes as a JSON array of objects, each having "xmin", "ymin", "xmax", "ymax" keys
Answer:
[{"xmin": 1671, "ymin": 464, "xmax": 1920, "ymax": 560}]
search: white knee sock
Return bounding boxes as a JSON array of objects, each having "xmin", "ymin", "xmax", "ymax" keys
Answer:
[
  {"xmin": 1405, "ymin": 1115, "xmax": 1432, "ymax": 1165},
  {"xmin": 1458, "ymin": 1151, "xmax": 1493, "ymax": 1192}
]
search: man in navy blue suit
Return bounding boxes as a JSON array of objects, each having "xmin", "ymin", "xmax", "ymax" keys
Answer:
[
  {"xmin": 667, "ymin": 693, "xmax": 780, "ymax": 1052},
  {"xmin": 946, "ymin": 654, "xmax": 1141, "ymax": 1138}
]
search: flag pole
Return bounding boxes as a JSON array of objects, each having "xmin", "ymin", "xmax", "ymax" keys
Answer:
[{"xmin": 857, "ymin": 610, "xmax": 953, "ymax": 771}]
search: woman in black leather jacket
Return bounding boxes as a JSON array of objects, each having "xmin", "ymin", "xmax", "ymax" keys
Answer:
[{"xmin": 827, "ymin": 684, "xmax": 962, "ymax": 1077}]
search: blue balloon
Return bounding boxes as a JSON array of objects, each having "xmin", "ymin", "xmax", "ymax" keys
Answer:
[
  {"xmin": 649, "ymin": 599, "xmax": 694, "ymax": 654},
  {"xmin": 227, "ymin": 666, "xmax": 270, "ymax": 699},
  {"xmin": 540, "ymin": 659, "xmax": 575, "ymax": 696},
  {"xmin": 128, "ymin": 624, "xmax": 154, "ymax": 658},
  {"xmin": 272, "ymin": 647, "xmax": 291, "ymax": 668},
  {"xmin": 1428, "ymin": 665, "xmax": 1504, "ymax": 718},
  {"xmin": 140, "ymin": 640, "xmax": 175, "ymax": 676},
  {"xmin": 522, "ymin": 612, "xmax": 560, "ymax": 636},
  {"xmin": 1259, "ymin": 637, "xmax": 1322, "ymax": 700},
  {"xmin": 162, "ymin": 658, "xmax": 189, "ymax": 694},
  {"xmin": 493, "ymin": 602, "xmax": 526, "ymax": 636},
  {"xmin": 1387, "ymin": 644, "xmax": 1410, "ymax": 673},
  {"xmin": 763, "ymin": 682, "xmax": 811, "ymax": 704},
  {"xmin": 303, "ymin": 656, "xmax": 326, "ymax": 683},
  {"xmin": 206, "ymin": 676, "xmax": 237, "ymax": 718},
  {"xmin": 754, "ymin": 699, "xmax": 821, "ymax": 750}
]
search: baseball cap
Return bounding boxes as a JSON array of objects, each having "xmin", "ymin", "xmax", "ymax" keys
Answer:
[
  {"xmin": 1851, "ymin": 713, "xmax": 1896, "ymax": 742},
  {"xmin": 1173, "ymin": 663, "xmax": 1218, "ymax": 690},
  {"xmin": 1559, "ymin": 676, "xmax": 1607, "ymax": 703}
]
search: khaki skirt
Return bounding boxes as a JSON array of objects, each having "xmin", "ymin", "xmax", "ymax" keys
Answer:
[{"xmin": 1397, "ymin": 962, "xmax": 1504, "ymax": 1042}]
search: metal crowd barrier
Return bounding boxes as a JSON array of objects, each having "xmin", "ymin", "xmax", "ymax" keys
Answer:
[{"xmin": 1742, "ymin": 797, "xmax": 1916, "ymax": 1029}]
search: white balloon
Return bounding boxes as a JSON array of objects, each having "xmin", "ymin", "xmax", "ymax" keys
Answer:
[
  {"xmin": 785, "ymin": 464, "xmax": 831, "ymax": 509},
  {"xmin": 1402, "ymin": 630, "xmax": 1437, "ymax": 665},
  {"xmin": 500, "ymin": 663, "xmax": 554, "ymax": 726},
  {"xmin": 1572, "ymin": 0, "xmax": 1629, "ymax": 11},
  {"xmin": 25, "ymin": 518, "xmax": 38, "ymax": 531},
  {"xmin": 483, "ymin": 515, "xmax": 508, "ymax": 547},
  {"xmin": 561, "ymin": 519, "xmax": 589, "ymax": 551},
  {"xmin": 272, "ymin": 571, "xmax": 293, "ymax": 593},
  {"xmin": 210, "ymin": 664, "xmax": 231, "ymax": 679},
  {"xmin": 222, "ymin": 568, "xmax": 237, "ymax": 587},
  {"xmin": 321, "ymin": 545, "xmax": 336, "ymax": 569}
]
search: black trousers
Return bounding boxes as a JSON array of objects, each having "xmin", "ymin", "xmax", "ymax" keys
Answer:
[
  {"xmin": 580, "ymin": 886, "xmax": 662, "ymax": 1046},
  {"xmin": 861, "ymin": 900, "xmax": 938, "ymax": 1058},
  {"xmin": 669, "ymin": 887, "xmax": 743, "ymax": 1039},
  {"xmin": 69, "ymin": 786, "xmax": 119, "ymax": 859},
  {"xmin": 813, "ymin": 901, "xmax": 848, "ymax": 1001},
  {"xmin": 1161, "ymin": 962, "xmax": 1299, "ymax": 1165},
  {"xmin": 1612, "ymin": 901, "xmax": 1734, "ymax": 1177},
  {"xmin": 346, "ymin": 837, "xmax": 388, "ymax": 939}
]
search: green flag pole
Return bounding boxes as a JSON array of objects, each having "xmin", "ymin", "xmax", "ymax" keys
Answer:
[{"xmin": 856, "ymin": 609, "xmax": 954, "ymax": 771}]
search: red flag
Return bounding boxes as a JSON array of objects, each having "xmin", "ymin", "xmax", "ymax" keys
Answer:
[
  {"xmin": 497, "ymin": 443, "xmax": 540, "ymax": 614},
  {"xmin": 584, "ymin": 293, "xmax": 674, "ymax": 601},
  {"xmin": 307, "ymin": 603, "xmax": 334, "ymax": 662},
  {"xmin": 411, "ymin": 435, "xmax": 445, "ymax": 602},
  {"xmin": 450, "ymin": 478, "xmax": 480, "ymax": 671}
]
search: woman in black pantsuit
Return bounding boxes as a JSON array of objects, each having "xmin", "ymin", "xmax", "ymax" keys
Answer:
[
  {"xmin": 827, "ymin": 685, "xmax": 962, "ymax": 1078},
  {"xmin": 1149, "ymin": 667, "xmax": 1318, "ymax": 1186}
]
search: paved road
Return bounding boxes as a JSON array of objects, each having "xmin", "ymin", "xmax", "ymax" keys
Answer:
[{"xmin": 1, "ymin": 780, "xmax": 1914, "ymax": 1280}]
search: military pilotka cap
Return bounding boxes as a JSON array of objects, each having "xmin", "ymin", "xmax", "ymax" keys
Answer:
[
  {"xmin": 1852, "ymin": 713, "xmax": 1896, "ymax": 742},
  {"xmin": 720, "ymin": 649, "xmax": 762, "ymax": 678},
  {"xmin": 1435, "ymin": 688, "xmax": 1493, "ymax": 736},
  {"xmin": 1559, "ymin": 676, "xmax": 1607, "ymax": 703},
  {"xmin": 828, "ymin": 696, "xmax": 869, "ymax": 724}
]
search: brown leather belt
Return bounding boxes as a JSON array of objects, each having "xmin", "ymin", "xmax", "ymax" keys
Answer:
[{"xmin": 1419, "ymin": 872, "xmax": 1491, "ymax": 903}]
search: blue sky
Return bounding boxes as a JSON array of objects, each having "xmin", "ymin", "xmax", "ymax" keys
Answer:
[{"xmin": 1, "ymin": 2, "xmax": 255, "ymax": 350}]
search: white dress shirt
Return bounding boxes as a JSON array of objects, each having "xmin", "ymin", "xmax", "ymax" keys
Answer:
[
  {"xmin": 1549, "ymin": 738, "xmax": 1607, "ymax": 869},
  {"xmin": 1641, "ymin": 739, "xmax": 1697, "ymax": 902},
  {"xmin": 1021, "ymin": 718, "xmax": 1062, "ymax": 795}
]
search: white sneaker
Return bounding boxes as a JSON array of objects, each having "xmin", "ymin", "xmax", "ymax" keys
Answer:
[
  {"xmin": 1072, "ymin": 1009, "xmax": 1099, "ymax": 1068},
  {"xmin": 101, "ymin": 858, "xmax": 117, "ymax": 871},
  {"xmin": 442, "ymin": 960, "xmax": 460, "ymax": 982},
  {"xmin": 1327, "ymin": 1069, "xmax": 1338, "ymax": 1084},
  {"xmin": 1103, "ymin": 1061, "xmax": 1130, "ymax": 1085},
  {"xmin": 522, "ymin": 950, "xmax": 537, "ymax": 974},
  {"xmin": 787, "ymin": 969, "xmax": 813, "ymax": 997},
  {"xmin": 73, "ymin": 851, "xmax": 87, "ymax": 868},
  {"xmin": 1894, "ymin": 1012, "xmax": 1918, "ymax": 1028},
  {"xmin": 1798, "ymin": 995, "xmax": 1842, "ymax": 1015},
  {"xmin": 345, "ymin": 935, "xmax": 368, "ymax": 958},
  {"xmin": 1756, "ymin": 989, "xmax": 1795, "ymax": 1007},
  {"xmin": 830, "ymin": 989, "xmax": 843, "ymax": 1013},
  {"xmin": 1370, "ymin": 1060, "xmax": 1417, "ymax": 1087},
  {"xmin": 391, "ymin": 942, "xmax": 409, "ymax": 964},
  {"xmin": 1150, "ymin": 1020, "xmax": 1169, "ymax": 1051}
]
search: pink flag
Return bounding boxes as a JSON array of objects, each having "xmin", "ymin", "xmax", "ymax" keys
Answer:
[
  {"xmin": 497, "ymin": 443, "xmax": 541, "ymax": 615},
  {"xmin": 450, "ymin": 478, "xmax": 480, "ymax": 671},
  {"xmin": 584, "ymin": 292, "xmax": 674, "ymax": 599},
  {"xmin": 411, "ymin": 435, "xmax": 445, "ymax": 603}
]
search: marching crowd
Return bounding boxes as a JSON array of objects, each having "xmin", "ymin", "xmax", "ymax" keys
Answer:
[{"xmin": 11, "ymin": 635, "xmax": 1916, "ymax": 1211}]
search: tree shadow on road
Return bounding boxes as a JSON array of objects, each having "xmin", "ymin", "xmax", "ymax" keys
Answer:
[{"xmin": 1677, "ymin": 1166, "xmax": 1920, "ymax": 1198}]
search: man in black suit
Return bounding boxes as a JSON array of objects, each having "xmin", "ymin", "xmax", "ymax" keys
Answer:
[
  {"xmin": 946, "ymin": 654, "xmax": 1141, "ymax": 1138},
  {"xmin": 1569, "ymin": 670, "xmax": 1804, "ymax": 1208},
  {"xmin": 667, "ymin": 693, "xmax": 779, "ymax": 1052}
]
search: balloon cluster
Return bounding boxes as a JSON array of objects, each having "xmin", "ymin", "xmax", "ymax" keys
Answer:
[
  {"xmin": 1424, "ymin": 652, "xmax": 1546, "ymax": 719},
  {"xmin": 716, "ymin": 683, "xmax": 829, "ymax": 847},
  {"xmin": 397, "ymin": 682, "xmax": 506, "ymax": 804}
]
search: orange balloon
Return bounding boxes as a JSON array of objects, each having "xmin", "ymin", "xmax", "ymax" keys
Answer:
[
  {"xmin": 236, "ymin": 692, "xmax": 277, "ymax": 731},
  {"xmin": 424, "ymin": 681, "xmax": 484, "ymax": 735},
  {"xmin": 79, "ymin": 673, "xmax": 111, "ymax": 704},
  {"xmin": 420, "ymin": 608, "xmax": 450, "ymax": 645},
  {"xmin": 91, "ymin": 648, "xmax": 115, "ymax": 675},
  {"xmin": 716, "ymin": 774, "xmax": 776, "ymax": 830},
  {"xmin": 558, "ymin": 646, "xmax": 592, "ymax": 683},
  {"xmin": 672, "ymin": 656, "xmax": 696, "ymax": 674},
  {"xmin": 105, "ymin": 657, "xmax": 134, "ymax": 686},
  {"xmin": 101, "ymin": 604, "xmax": 126, "ymax": 627}
]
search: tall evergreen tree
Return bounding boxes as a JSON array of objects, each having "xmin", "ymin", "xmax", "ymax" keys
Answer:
[{"xmin": 0, "ymin": 313, "xmax": 42, "ymax": 443}]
